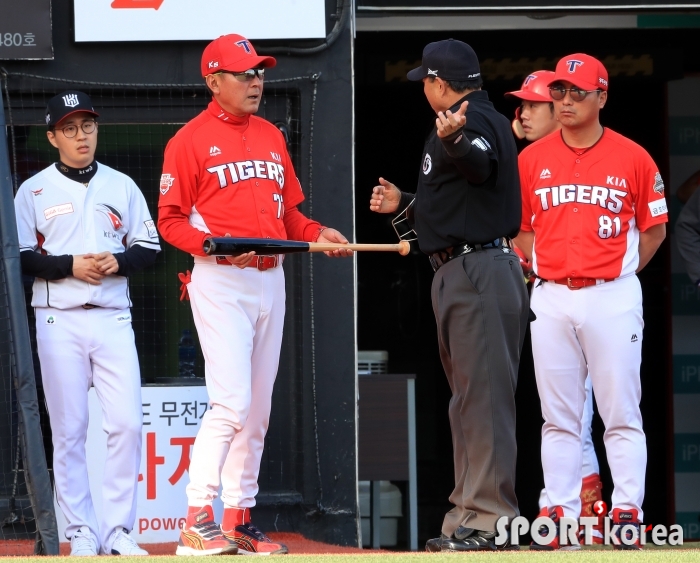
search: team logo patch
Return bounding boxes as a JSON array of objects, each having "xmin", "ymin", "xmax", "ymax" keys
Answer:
[
  {"xmin": 540, "ymin": 168, "xmax": 552, "ymax": 180},
  {"xmin": 566, "ymin": 60, "xmax": 584, "ymax": 73},
  {"xmin": 235, "ymin": 39, "xmax": 251, "ymax": 53},
  {"xmin": 46, "ymin": 315, "xmax": 56, "ymax": 325},
  {"xmin": 31, "ymin": 188, "xmax": 43, "ymax": 196},
  {"xmin": 653, "ymin": 172, "xmax": 665, "ymax": 194},
  {"xmin": 144, "ymin": 219, "xmax": 158, "ymax": 239},
  {"xmin": 209, "ymin": 146, "xmax": 221, "ymax": 157},
  {"xmin": 62, "ymin": 93, "xmax": 79, "ymax": 107},
  {"xmin": 44, "ymin": 203, "xmax": 74, "ymax": 220},
  {"xmin": 97, "ymin": 204, "xmax": 124, "ymax": 230},
  {"xmin": 160, "ymin": 173, "xmax": 175, "ymax": 195},
  {"xmin": 422, "ymin": 153, "xmax": 432, "ymax": 175}
]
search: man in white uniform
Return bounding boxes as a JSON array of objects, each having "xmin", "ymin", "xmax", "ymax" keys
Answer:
[{"xmin": 14, "ymin": 91, "xmax": 160, "ymax": 556}]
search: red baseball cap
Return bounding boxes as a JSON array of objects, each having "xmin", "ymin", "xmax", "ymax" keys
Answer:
[
  {"xmin": 505, "ymin": 70, "xmax": 555, "ymax": 102},
  {"xmin": 201, "ymin": 34, "xmax": 276, "ymax": 77},
  {"xmin": 548, "ymin": 53, "xmax": 608, "ymax": 92}
]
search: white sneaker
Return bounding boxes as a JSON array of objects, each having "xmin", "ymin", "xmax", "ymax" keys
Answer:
[
  {"xmin": 107, "ymin": 527, "xmax": 149, "ymax": 556},
  {"xmin": 70, "ymin": 526, "xmax": 98, "ymax": 556}
]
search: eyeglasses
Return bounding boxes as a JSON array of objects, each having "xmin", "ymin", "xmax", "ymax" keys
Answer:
[
  {"xmin": 549, "ymin": 86, "xmax": 601, "ymax": 102},
  {"xmin": 217, "ymin": 68, "xmax": 265, "ymax": 82},
  {"xmin": 53, "ymin": 120, "xmax": 97, "ymax": 138}
]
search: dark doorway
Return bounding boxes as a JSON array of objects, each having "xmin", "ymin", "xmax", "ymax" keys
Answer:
[{"xmin": 354, "ymin": 26, "xmax": 684, "ymax": 544}]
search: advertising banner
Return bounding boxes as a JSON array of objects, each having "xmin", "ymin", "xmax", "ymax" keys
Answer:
[
  {"xmin": 55, "ymin": 385, "xmax": 214, "ymax": 544},
  {"xmin": 0, "ymin": 0, "xmax": 52, "ymax": 60},
  {"xmin": 74, "ymin": 0, "xmax": 326, "ymax": 42}
]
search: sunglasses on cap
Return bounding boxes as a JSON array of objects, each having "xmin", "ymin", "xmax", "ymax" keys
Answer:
[
  {"xmin": 216, "ymin": 68, "xmax": 265, "ymax": 82},
  {"xmin": 549, "ymin": 85, "xmax": 602, "ymax": 102}
]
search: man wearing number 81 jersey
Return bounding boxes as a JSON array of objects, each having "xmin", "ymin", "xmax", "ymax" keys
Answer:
[{"xmin": 514, "ymin": 53, "xmax": 667, "ymax": 550}]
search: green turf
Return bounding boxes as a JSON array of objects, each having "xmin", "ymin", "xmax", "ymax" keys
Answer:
[{"xmin": 4, "ymin": 548, "xmax": 700, "ymax": 562}]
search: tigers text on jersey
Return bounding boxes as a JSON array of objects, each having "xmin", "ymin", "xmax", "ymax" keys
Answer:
[
  {"xmin": 158, "ymin": 101, "xmax": 305, "ymax": 256},
  {"xmin": 14, "ymin": 163, "xmax": 161, "ymax": 309},
  {"xmin": 518, "ymin": 128, "xmax": 668, "ymax": 280}
]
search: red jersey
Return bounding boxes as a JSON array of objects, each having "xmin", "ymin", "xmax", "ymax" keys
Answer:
[
  {"xmin": 519, "ymin": 128, "xmax": 668, "ymax": 280},
  {"xmin": 158, "ymin": 101, "xmax": 319, "ymax": 256}
]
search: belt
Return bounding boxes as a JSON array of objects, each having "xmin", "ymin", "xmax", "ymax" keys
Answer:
[
  {"xmin": 549, "ymin": 277, "xmax": 614, "ymax": 290},
  {"xmin": 429, "ymin": 238, "xmax": 505, "ymax": 272},
  {"xmin": 82, "ymin": 303, "xmax": 100, "ymax": 309},
  {"xmin": 215, "ymin": 255, "xmax": 280, "ymax": 271}
]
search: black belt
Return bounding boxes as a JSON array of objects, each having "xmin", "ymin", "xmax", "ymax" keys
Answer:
[
  {"xmin": 82, "ymin": 303, "xmax": 100, "ymax": 309},
  {"xmin": 429, "ymin": 238, "xmax": 506, "ymax": 272}
]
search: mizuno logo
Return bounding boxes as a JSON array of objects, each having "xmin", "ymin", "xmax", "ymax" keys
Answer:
[{"xmin": 540, "ymin": 169, "xmax": 552, "ymax": 179}]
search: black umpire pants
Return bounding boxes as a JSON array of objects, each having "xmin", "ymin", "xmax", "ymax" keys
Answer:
[{"xmin": 431, "ymin": 246, "xmax": 529, "ymax": 534}]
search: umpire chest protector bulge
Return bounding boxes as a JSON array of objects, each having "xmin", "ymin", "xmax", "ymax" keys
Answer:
[{"xmin": 413, "ymin": 90, "xmax": 521, "ymax": 254}]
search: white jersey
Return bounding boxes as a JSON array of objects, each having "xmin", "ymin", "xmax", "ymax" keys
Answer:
[{"xmin": 14, "ymin": 162, "xmax": 161, "ymax": 310}]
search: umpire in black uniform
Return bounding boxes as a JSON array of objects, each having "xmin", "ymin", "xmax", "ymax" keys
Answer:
[{"xmin": 370, "ymin": 39, "xmax": 528, "ymax": 551}]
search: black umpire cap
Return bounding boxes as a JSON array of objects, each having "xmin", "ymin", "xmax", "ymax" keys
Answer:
[
  {"xmin": 45, "ymin": 90, "xmax": 99, "ymax": 128},
  {"xmin": 407, "ymin": 39, "xmax": 481, "ymax": 82}
]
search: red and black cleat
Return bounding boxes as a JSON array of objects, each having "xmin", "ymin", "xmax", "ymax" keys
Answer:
[
  {"xmin": 176, "ymin": 506, "xmax": 238, "ymax": 556},
  {"xmin": 222, "ymin": 507, "xmax": 288, "ymax": 555},
  {"xmin": 530, "ymin": 506, "xmax": 581, "ymax": 551},
  {"xmin": 611, "ymin": 508, "xmax": 642, "ymax": 550}
]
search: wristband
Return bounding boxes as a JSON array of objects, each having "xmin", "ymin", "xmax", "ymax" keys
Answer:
[{"xmin": 312, "ymin": 227, "xmax": 327, "ymax": 242}]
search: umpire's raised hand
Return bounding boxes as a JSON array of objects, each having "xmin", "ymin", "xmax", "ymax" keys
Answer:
[{"xmin": 370, "ymin": 177, "xmax": 401, "ymax": 214}]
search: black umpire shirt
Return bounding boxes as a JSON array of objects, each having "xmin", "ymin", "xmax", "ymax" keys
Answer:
[{"xmin": 404, "ymin": 90, "xmax": 521, "ymax": 255}]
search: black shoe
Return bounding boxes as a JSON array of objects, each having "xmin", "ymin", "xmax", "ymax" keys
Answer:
[
  {"xmin": 440, "ymin": 527, "xmax": 520, "ymax": 552},
  {"xmin": 425, "ymin": 535, "xmax": 448, "ymax": 552}
]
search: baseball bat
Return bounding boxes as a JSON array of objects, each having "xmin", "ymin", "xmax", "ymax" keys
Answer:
[{"xmin": 203, "ymin": 237, "xmax": 410, "ymax": 256}]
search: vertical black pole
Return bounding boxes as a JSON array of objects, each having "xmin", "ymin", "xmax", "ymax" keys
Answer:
[{"xmin": 0, "ymin": 76, "xmax": 59, "ymax": 555}]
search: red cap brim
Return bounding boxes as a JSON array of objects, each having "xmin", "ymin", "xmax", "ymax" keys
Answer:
[
  {"xmin": 219, "ymin": 55, "xmax": 277, "ymax": 73},
  {"xmin": 504, "ymin": 90, "xmax": 551, "ymax": 103},
  {"xmin": 52, "ymin": 109, "xmax": 100, "ymax": 128},
  {"xmin": 547, "ymin": 74, "xmax": 598, "ymax": 92}
]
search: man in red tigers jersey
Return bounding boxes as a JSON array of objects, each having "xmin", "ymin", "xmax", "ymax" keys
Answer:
[
  {"xmin": 158, "ymin": 33, "xmax": 351, "ymax": 556},
  {"xmin": 515, "ymin": 53, "xmax": 667, "ymax": 550}
]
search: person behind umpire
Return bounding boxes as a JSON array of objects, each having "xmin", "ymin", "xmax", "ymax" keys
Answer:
[{"xmin": 370, "ymin": 39, "xmax": 529, "ymax": 551}]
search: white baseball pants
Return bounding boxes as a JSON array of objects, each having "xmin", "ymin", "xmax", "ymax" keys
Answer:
[
  {"xmin": 185, "ymin": 260, "xmax": 285, "ymax": 508},
  {"xmin": 36, "ymin": 306, "xmax": 142, "ymax": 551},
  {"xmin": 538, "ymin": 375, "xmax": 599, "ymax": 509},
  {"xmin": 530, "ymin": 275, "xmax": 646, "ymax": 520}
]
